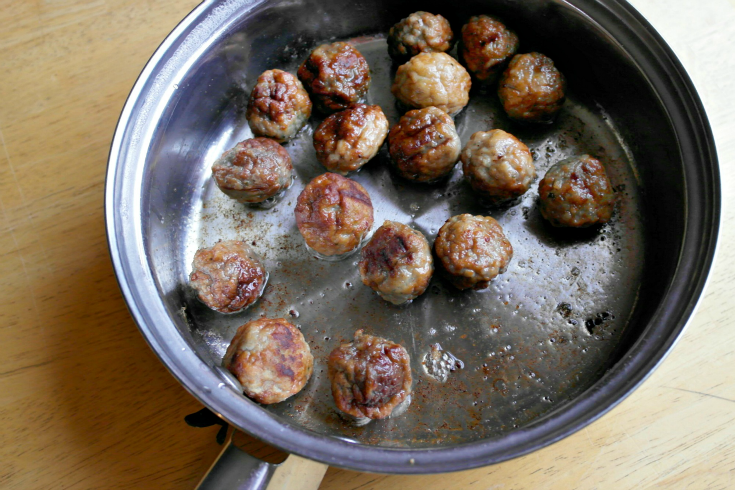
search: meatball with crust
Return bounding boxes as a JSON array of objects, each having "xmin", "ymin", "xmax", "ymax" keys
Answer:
[
  {"xmin": 359, "ymin": 221, "xmax": 434, "ymax": 305},
  {"xmin": 294, "ymin": 173, "xmax": 374, "ymax": 258},
  {"xmin": 434, "ymin": 214, "xmax": 513, "ymax": 290},
  {"xmin": 498, "ymin": 52, "xmax": 566, "ymax": 123},
  {"xmin": 459, "ymin": 15, "xmax": 519, "ymax": 83},
  {"xmin": 246, "ymin": 69, "xmax": 312, "ymax": 142},
  {"xmin": 387, "ymin": 11, "xmax": 454, "ymax": 63},
  {"xmin": 328, "ymin": 330, "xmax": 413, "ymax": 420},
  {"xmin": 538, "ymin": 154, "xmax": 615, "ymax": 227},
  {"xmin": 388, "ymin": 106, "xmax": 461, "ymax": 183},
  {"xmin": 223, "ymin": 318, "xmax": 313, "ymax": 404},
  {"xmin": 391, "ymin": 52, "xmax": 471, "ymax": 116},
  {"xmin": 297, "ymin": 42, "xmax": 371, "ymax": 114},
  {"xmin": 189, "ymin": 240, "xmax": 267, "ymax": 313},
  {"xmin": 461, "ymin": 129, "xmax": 535, "ymax": 203},
  {"xmin": 313, "ymin": 104, "xmax": 389, "ymax": 175}
]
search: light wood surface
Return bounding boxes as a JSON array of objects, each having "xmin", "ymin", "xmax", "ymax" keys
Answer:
[{"xmin": 1, "ymin": 0, "xmax": 733, "ymax": 488}]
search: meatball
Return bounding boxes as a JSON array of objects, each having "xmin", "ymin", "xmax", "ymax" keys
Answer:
[
  {"xmin": 212, "ymin": 138, "xmax": 293, "ymax": 204},
  {"xmin": 391, "ymin": 52, "xmax": 471, "ymax": 116},
  {"xmin": 498, "ymin": 52, "xmax": 566, "ymax": 123},
  {"xmin": 434, "ymin": 214, "xmax": 513, "ymax": 290},
  {"xmin": 461, "ymin": 129, "xmax": 535, "ymax": 203},
  {"xmin": 297, "ymin": 42, "xmax": 371, "ymax": 114},
  {"xmin": 388, "ymin": 106, "xmax": 461, "ymax": 183},
  {"xmin": 328, "ymin": 330, "xmax": 413, "ymax": 420},
  {"xmin": 359, "ymin": 221, "xmax": 434, "ymax": 305},
  {"xmin": 294, "ymin": 173, "xmax": 374, "ymax": 258},
  {"xmin": 313, "ymin": 104, "xmax": 389, "ymax": 175},
  {"xmin": 538, "ymin": 154, "xmax": 615, "ymax": 227},
  {"xmin": 459, "ymin": 15, "xmax": 519, "ymax": 83},
  {"xmin": 387, "ymin": 11, "xmax": 454, "ymax": 63},
  {"xmin": 189, "ymin": 240, "xmax": 268, "ymax": 313},
  {"xmin": 223, "ymin": 318, "xmax": 313, "ymax": 404},
  {"xmin": 246, "ymin": 69, "xmax": 312, "ymax": 142}
]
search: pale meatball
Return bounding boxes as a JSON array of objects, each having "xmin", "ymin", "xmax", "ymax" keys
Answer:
[
  {"xmin": 294, "ymin": 173, "xmax": 374, "ymax": 258},
  {"xmin": 388, "ymin": 106, "xmax": 461, "ymax": 183},
  {"xmin": 538, "ymin": 154, "xmax": 615, "ymax": 227},
  {"xmin": 212, "ymin": 138, "xmax": 293, "ymax": 203},
  {"xmin": 246, "ymin": 69, "xmax": 312, "ymax": 142},
  {"xmin": 391, "ymin": 52, "xmax": 471, "ymax": 116},
  {"xmin": 387, "ymin": 11, "xmax": 454, "ymax": 63},
  {"xmin": 434, "ymin": 214, "xmax": 513, "ymax": 290},
  {"xmin": 498, "ymin": 52, "xmax": 566, "ymax": 123},
  {"xmin": 459, "ymin": 15, "xmax": 519, "ymax": 83},
  {"xmin": 359, "ymin": 221, "xmax": 434, "ymax": 305},
  {"xmin": 313, "ymin": 104, "xmax": 389, "ymax": 175},
  {"xmin": 328, "ymin": 330, "xmax": 413, "ymax": 420},
  {"xmin": 223, "ymin": 318, "xmax": 313, "ymax": 404},
  {"xmin": 189, "ymin": 240, "xmax": 267, "ymax": 313},
  {"xmin": 461, "ymin": 129, "xmax": 535, "ymax": 203},
  {"xmin": 297, "ymin": 42, "xmax": 371, "ymax": 114}
]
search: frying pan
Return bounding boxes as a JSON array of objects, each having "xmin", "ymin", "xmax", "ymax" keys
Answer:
[{"xmin": 105, "ymin": 0, "xmax": 719, "ymax": 484}]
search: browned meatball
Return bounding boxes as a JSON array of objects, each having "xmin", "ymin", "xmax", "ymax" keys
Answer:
[
  {"xmin": 294, "ymin": 173, "xmax": 374, "ymax": 258},
  {"xmin": 223, "ymin": 318, "xmax": 313, "ymax": 404},
  {"xmin": 359, "ymin": 221, "xmax": 434, "ymax": 305},
  {"xmin": 189, "ymin": 240, "xmax": 268, "ymax": 313},
  {"xmin": 459, "ymin": 15, "xmax": 519, "ymax": 83},
  {"xmin": 387, "ymin": 11, "xmax": 454, "ymax": 63},
  {"xmin": 246, "ymin": 69, "xmax": 312, "ymax": 142},
  {"xmin": 461, "ymin": 129, "xmax": 535, "ymax": 203},
  {"xmin": 297, "ymin": 42, "xmax": 371, "ymax": 114},
  {"xmin": 212, "ymin": 138, "xmax": 293, "ymax": 204},
  {"xmin": 434, "ymin": 214, "xmax": 513, "ymax": 290},
  {"xmin": 328, "ymin": 330, "xmax": 413, "ymax": 419},
  {"xmin": 538, "ymin": 154, "xmax": 615, "ymax": 227},
  {"xmin": 391, "ymin": 52, "xmax": 471, "ymax": 116},
  {"xmin": 498, "ymin": 52, "xmax": 566, "ymax": 123},
  {"xmin": 313, "ymin": 104, "xmax": 389, "ymax": 175},
  {"xmin": 388, "ymin": 106, "xmax": 461, "ymax": 183}
]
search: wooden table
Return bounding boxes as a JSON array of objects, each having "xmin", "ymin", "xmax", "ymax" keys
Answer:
[{"xmin": 1, "ymin": 0, "xmax": 733, "ymax": 487}]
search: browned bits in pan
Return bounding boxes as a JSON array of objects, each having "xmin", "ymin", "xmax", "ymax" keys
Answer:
[
  {"xmin": 498, "ymin": 52, "xmax": 566, "ymax": 123},
  {"xmin": 459, "ymin": 15, "xmax": 519, "ymax": 83},
  {"xmin": 246, "ymin": 69, "xmax": 312, "ymax": 142},
  {"xmin": 387, "ymin": 11, "xmax": 454, "ymax": 63}
]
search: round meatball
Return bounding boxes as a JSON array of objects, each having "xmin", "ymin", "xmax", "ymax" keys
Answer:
[
  {"xmin": 498, "ymin": 52, "xmax": 566, "ymax": 123},
  {"xmin": 313, "ymin": 104, "xmax": 389, "ymax": 175},
  {"xmin": 359, "ymin": 221, "xmax": 434, "ymax": 305},
  {"xmin": 434, "ymin": 214, "xmax": 513, "ymax": 290},
  {"xmin": 189, "ymin": 240, "xmax": 267, "ymax": 313},
  {"xmin": 297, "ymin": 42, "xmax": 371, "ymax": 114},
  {"xmin": 246, "ymin": 69, "xmax": 312, "ymax": 142},
  {"xmin": 294, "ymin": 173, "xmax": 374, "ymax": 258},
  {"xmin": 461, "ymin": 129, "xmax": 535, "ymax": 203},
  {"xmin": 538, "ymin": 154, "xmax": 615, "ymax": 227},
  {"xmin": 223, "ymin": 318, "xmax": 313, "ymax": 404},
  {"xmin": 212, "ymin": 138, "xmax": 293, "ymax": 204},
  {"xmin": 459, "ymin": 15, "xmax": 519, "ymax": 83},
  {"xmin": 388, "ymin": 106, "xmax": 461, "ymax": 183},
  {"xmin": 387, "ymin": 11, "xmax": 454, "ymax": 63},
  {"xmin": 328, "ymin": 330, "xmax": 412, "ymax": 419},
  {"xmin": 391, "ymin": 52, "xmax": 471, "ymax": 116}
]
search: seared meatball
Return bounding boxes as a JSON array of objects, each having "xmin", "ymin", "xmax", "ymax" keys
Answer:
[
  {"xmin": 294, "ymin": 173, "xmax": 374, "ymax": 258},
  {"xmin": 313, "ymin": 104, "xmax": 389, "ymax": 175},
  {"xmin": 391, "ymin": 52, "xmax": 471, "ymax": 116},
  {"xmin": 459, "ymin": 15, "xmax": 519, "ymax": 83},
  {"xmin": 538, "ymin": 154, "xmax": 615, "ymax": 227},
  {"xmin": 189, "ymin": 240, "xmax": 267, "ymax": 313},
  {"xmin": 328, "ymin": 330, "xmax": 413, "ymax": 419},
  {"xmin": 359, "ymin": 221, "xmax": 434, "ymax": 305},
  {"xmin": 223, "ymin": 318, "xmax": 313, "ymax": 404},
  {"xmin": 297, "ymin": 42, "xmax": 371, "ymax": 114},
  {"xmin": 212, "ymin": 138, "xmax": 293, "ymax": 204},
  {"xmin": 387, "ymin": 11, "xmax": 454, "ymax": 63},
  {"xmin": 461, "ymin": 129, "xmax": 535, "ymax": 203},
  {"xmin": 434, "ymin": 214, "xmax": 513, "ymax": 290},
  {"xmin": 498, "ymin": 52, "xmax": 566, "ymax": 123},
  {"xmin": 246, "ymin": 69, "xmax": 312, "ymax": 142},
  {"xmin": 388, "ymin": 106, "xmax": 461, "ymax": 183}
]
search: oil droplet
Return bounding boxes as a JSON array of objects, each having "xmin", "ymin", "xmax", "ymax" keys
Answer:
[
  {"xmin": 218, "ymin": 383, "xmax": 225, "ymax": 389},
  {"xmin": 289, "ymin": 309, "xmax": 300, "ymax": 318},
  {"xmin": 173, "ymin": 83, "xmax": 179, "ymax": 89},
  {"xmin": 410, "ymin": 203, "xmax": 420, "ymax": 212}
]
